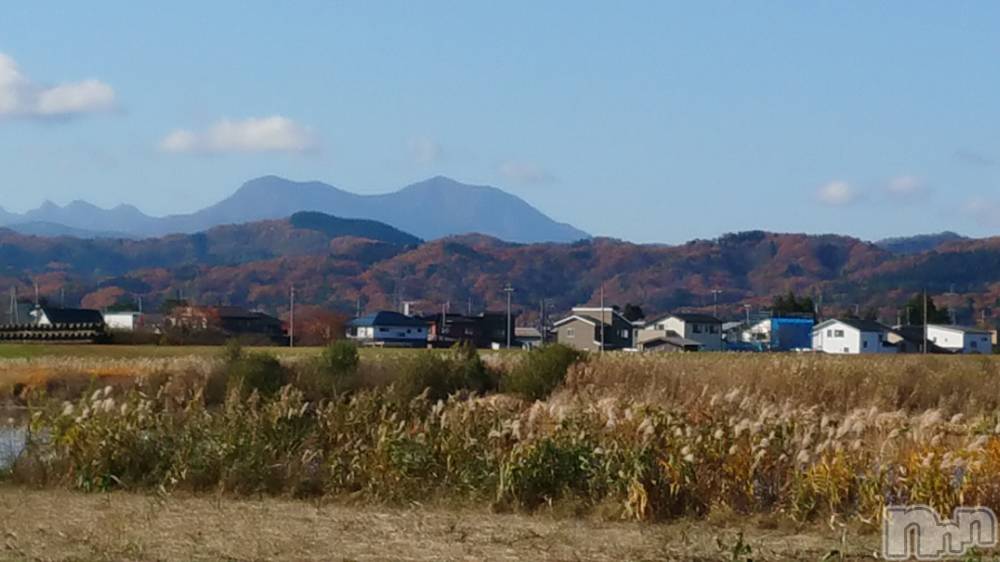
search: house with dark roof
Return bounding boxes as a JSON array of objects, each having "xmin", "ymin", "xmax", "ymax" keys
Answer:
[
  {"xmin": 641, "ymin": 312, "xmax": 723, "ymax": 351},
  {"xmin": 553, "ymin": 306, "xmax": 634, "ymax": 352},
  {"xmin": 638, "ymin": 332, "xmax": 703, "ymax": 353},
  {"xmin": 166, "ymin": 306, "xmax": 284, "ymax": 342},
  {"xmin": 33, "ymin": 307, "xmax": 105, "ymax": 327},
  {"xmin": 926, "ymin": 324, "xmax": 993, "ymax": 354},
  {"xmin": 418, "ymin": 311, "xmax": 514, "ymax": 348},
  {"xmin": 812, "ymin": 318, "xmax": 897, "ymax": 354},
  {"xmin": 347, "ymin": 311, "xmax": 429, "ymax": 347},
  {"xmin": 886, "ymin": 326, "xmax": 951, "ymax": 354}
]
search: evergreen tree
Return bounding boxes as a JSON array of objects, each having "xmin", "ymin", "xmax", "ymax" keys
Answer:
[
  {"xmin": 901, "ymin": 293, "xmax": 950, "ymax": 326},
  {"xmin": 771, "ymin": 291, "xmax": 815, "ymax": 316}
]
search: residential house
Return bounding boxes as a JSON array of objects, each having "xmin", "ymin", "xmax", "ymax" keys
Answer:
[
  {"xmin": 32, "ymin": 307, "xmax": 105, "ymax": 327},
  {"xmin": 167, "ymin": 306, "xmax": 285, "ymax": 342},
  {"xmin": 641, "ymin": 313, "xmax": 723, "ymax": 351},
  {"xmin": 514, "ymin": 326, "xmax": 544, "ymax": 349},
  {"xmin": 638, "ymin": 333, "xmax": 702, "ymax": 353},
  {"xmin": 926, "ymin": 324, "xmax": 993, "ymax": 354},
  {"xmin": 103, "ymin": 311, "xmax": 144, "ymax": 331},
  {"xmin": 347, "ymin": 311, "xmax": 429, "ymax": 347},
  {"xmin": 886, "ymin": 326, "xmax": 950, "ymax": 354},
  {"xmin": 811, "ymin": 319, "xmax": 897, "ymax": 354},
  {"xmin": 419, "ymin": 311, "xmax": 514, "ymax": 348},
  {"xmin": 553, "ymin": 306, "xmax": 634, "ymax": 352}
]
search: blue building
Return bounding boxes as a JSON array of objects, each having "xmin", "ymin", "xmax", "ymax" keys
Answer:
[{"xmin": 741, "ymin": 316, "xmax": 815, "ymax": 351}]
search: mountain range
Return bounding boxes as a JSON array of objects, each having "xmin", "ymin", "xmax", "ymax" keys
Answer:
[
  {"xmin": 2, "ymin": 212, "xmax": 998, "ymax": 327},
  {"xmin": 0, "ymin": 176, "xmax": 589, "ymax": 244}
]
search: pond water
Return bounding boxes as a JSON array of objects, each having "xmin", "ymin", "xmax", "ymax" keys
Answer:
[{"xmin": 0, "ymin": 426, "xmax": 27, "ymax": 469}]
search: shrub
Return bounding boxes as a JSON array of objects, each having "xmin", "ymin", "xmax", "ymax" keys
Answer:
[
  {"xmin": 222, "ymin": 339, "xmax": 244, "ymax": 364},
  {"xmin": 502, "ymin": 344, "xmax": 583, "ymax": 400},
  {"xmin": 227, "ymin": 352, "xmax": 288, "ymax": 398},
  {"xmin": 392, "ymin": 353, "xmax": 455, "ymax": 403},
  {"xmin": 319, "ymin": 340, "xmax": 360, "ymax": 376},
  {"xmin": 449, "ymin": 341, "xmax": 497, "ymax": 394},
  {"xmin": 391, "ymin": 344, "xmax": 499, "ymax": 403},
  {"xmin": 295, "ymin": 340, "xmax": 362, "ymax": 399}
]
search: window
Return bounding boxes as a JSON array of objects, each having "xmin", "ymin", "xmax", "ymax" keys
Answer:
[
  {"xmin": 693, "ymin": 324, "xmax": 703, "ymax": 334},
  {"xmin": 567, "ymin": 327, "xmax": 575, "ymax": 338},
  {"xmin": 827, "ymin": 329, "xmax": 833, "ymax": 337},
  {"xmin": 863, "ymin": 340, "xmax": 868, "ymax": 349},
  {"xmin": 972, "ymin": 340, "xmax": 979, "ymax": 349},
  {"xmin": 834, "ymin": 330, "xmax": 845, "ymax": 337}
]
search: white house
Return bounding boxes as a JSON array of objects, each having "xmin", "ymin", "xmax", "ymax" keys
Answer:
[
  {"xmin": 347, "ymin": 311, "xmax": 429, "ymax": 347},
  {"xmin": 812, "ymin": 318, "xmax": 897, "ymax": 354},
  {"xmin": 103, "ymin": 311, "xmax": 144, "ymax": 331},
  {"xmin": 641, "ymin": 313, "xmax": 723, "ymax": 351},
  {"xmin": 926, "ymin": 324, "xmax": 993, "ymax": 354}
]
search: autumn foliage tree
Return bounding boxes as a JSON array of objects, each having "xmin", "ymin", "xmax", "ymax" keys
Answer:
[{"xmin": 291, "ymin": 306, "xmax": 348, "ymax": 346}]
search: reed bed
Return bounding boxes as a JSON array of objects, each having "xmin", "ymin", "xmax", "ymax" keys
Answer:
[
  {"xmin": 8, "ymin": 348, "xmax": 1000, "ymax": 527},
  {"xmin": 567, "ymin": 353, "xmax": 1000, "ymax": 415}
]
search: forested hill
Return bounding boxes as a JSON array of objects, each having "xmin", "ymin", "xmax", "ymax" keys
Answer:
[{"xmin": 3, "ymin": 223, "xmax": 1000, "ymax": 325}]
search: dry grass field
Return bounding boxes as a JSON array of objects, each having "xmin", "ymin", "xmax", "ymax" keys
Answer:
[
  {"xmin": 0, "ymin": 487, "xmax": 876, "ymax": 562},
  {"xmin": 5, "ymin": 345, "xmax": 1000, "ymax": 561}
]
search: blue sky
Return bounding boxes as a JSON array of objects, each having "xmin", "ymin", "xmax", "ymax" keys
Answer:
[{"xmin": 1, "ymin": 2, "xmax": 998, "ymax": 243}]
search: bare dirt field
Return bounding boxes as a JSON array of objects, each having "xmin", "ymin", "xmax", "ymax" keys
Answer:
[{"xmin": 0, "ymin": 487, "xmax": 878, "ymax": 562}]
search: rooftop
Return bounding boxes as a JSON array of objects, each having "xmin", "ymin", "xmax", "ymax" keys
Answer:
[{"xmin": 349, "ymin": 311, "xmax": 430, "ymax": 328}]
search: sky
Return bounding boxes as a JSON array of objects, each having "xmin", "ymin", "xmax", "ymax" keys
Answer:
[{"xmin": 1, "ymin": 1, "xmax": 999, "ymax": 243}]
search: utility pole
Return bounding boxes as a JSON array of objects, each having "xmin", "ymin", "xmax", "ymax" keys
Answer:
[
  {"xmin": 33, "ymin": 281, "xmax": 39, "ymax": 306},
  {"xmin": 744, "ymin": 304, "xmax": 751, "ymax": 325},
  {"xmin": 467, "ymin": 296, "xmax": 472, "ymax": 316},
  {"xmin": 711, "ymin": 289, "xmax": 722, "ymax": 319},
  {"xmin": 441, "ymin": 302, "xmax": 447, "ymax": 343},
  {"xmin": 60, "ymin": 288, "xmax": 65, "ymax": 308},
  {"xmin": 138, "ymin": 296, "xmax": 143, "ymax": 314},
  {"xmin": 923, "ymin": 290, "xmax": 928, "ymax": 354},
  {"xmin": 355, "ymin": 297, "xmax": 361, "ymax": 318},
  {"xmin": 539, "ymin": 299, "xmax": 545, "ymax": 344},
  {"xmin": 503, "ymin": 283, "xmax": 515, "ymax": 349},
  {"xmin": 599, "ymin": 283, "xmax": 606, "ymax": 353},
  {"xmin": 289, "ymin": 286, "xmax": 296, "ymax": 348}
]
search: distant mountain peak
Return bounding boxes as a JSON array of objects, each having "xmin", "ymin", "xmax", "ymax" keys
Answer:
[
  {"xmin": 0, "ymin": 174, "xmax": 590, "ymax": 244},
  {"xmin": 876, "ymin": 231, "xmax": 968, "ymax": 255}
]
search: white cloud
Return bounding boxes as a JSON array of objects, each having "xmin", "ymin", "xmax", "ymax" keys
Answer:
[
  {"xmin": 0, "ymin": 53, "xmax": 115, "ymax": 118},
  {"xmin": 159, "ymin": 116, "xmax": 317, "ymax": 154},
  {"xmin": 816, "ymin": 180, "xmax": 858, "ymax": 206},
  {"xmin": 407, "ymin": 136, "xmax": 443, "ymax": 164},
  {"xmin": 886, "ymin": 175, "xmax": 925, "ymax": 197},
  {"xmin": 498, "ymin": 160, "xmax": 555, "ymax": 184},
  {"xmin": 963, "ymin": 197, "xmax": 1000, "ymax": 227}
]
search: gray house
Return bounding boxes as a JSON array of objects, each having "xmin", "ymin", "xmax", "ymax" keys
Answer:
[
  {"xmin": 553, "ymin": 306, "xmax": 634, "ymax": 352},
  {"xmin": 639, "ymin": 312, "xmax": 723, "ymax": 351}
]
